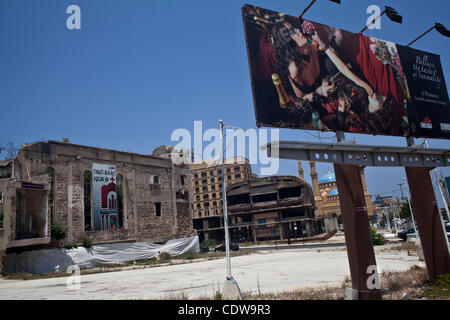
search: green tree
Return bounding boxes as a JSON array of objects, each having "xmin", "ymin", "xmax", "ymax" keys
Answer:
[
  {"xmin": 51, "ymin": 219, "xmax": 67, "ymax": 240},
  {"xmin": 399, "ymin": 202, "xmax": 412, "ymax": 219},
  {"xmin": 370, "ymin": 227, "xmax": 385, "ymax": 246}
]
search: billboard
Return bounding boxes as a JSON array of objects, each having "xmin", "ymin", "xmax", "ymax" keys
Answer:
[
  {"xmin": 92, "ymin": 163, "xmax": 118, "ymax": 231},
  {"xmin": 396, "ymin": 46, "xmax": 450, "ymax": 138},
  {"xmin": 242, "ymin": 4, "xmax": 450, "ymax": 138}
]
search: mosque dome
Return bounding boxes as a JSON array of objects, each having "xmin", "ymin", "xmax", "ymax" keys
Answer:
[
  {"xmin": 318, "ymin": 171, "xmax": 335, "ymax": 184},
  {"xmin": 328, "ymin": 188, "xmax": 338, "ymax": 196}
]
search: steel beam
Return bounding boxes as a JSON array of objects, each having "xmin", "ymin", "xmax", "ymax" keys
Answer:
[
  {"xmin": 334, "ymin": 163, "xmax": 382, "ymax": 300},
  {"xmin": 263, "ymin": 139, "xmax": 450, "ymax": 296},
  {"xmin": 263, "ymin": 141, "xmax": 450, "ymax": 167}
]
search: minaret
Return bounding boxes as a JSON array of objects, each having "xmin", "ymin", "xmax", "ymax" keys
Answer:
[
  {"xmin": 297, "ymin": 161, "xmax": 304, "ymax": 180},
  {"xmin": 309, "ymin": 161, "xmax": 320, "ymax": 197},
  {"xmin": 309, "ymin": 161, "xmax": 323, "ymax": 215}
]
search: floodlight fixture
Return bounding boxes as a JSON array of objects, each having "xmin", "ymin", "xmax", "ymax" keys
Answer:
[
  {"xmin": 435, "ymin": 23, "xmax": 450, "ymax": 37},
  {"xmin": 385, "ymin": 6, "xmax": 403, "ymax": 24},
  {"xmin": 407, "ymin": 22, "xmax": 450, "ymax": 47}
]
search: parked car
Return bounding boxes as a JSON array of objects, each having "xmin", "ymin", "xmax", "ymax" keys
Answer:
[
  {"xmin": 214, "ymin": 242, "xmax": 239, "ymax": 252},
  {"xmin": 200, "ymin": 245, "xmax": 210, "ymax": 252},
  {"xmin": 445, "ymin": 223, "xmax": 450, "ymax": 241},
  {"xmin": 397, "ymin": 228, "xmax": 417, "ymax": 241}
]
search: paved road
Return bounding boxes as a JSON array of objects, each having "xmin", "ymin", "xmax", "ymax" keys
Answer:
[
  {"xmin": 0, "ymin": 246, "xmax": 423, "ymax": 300},
  {"xmin": 240, "ymin": 242, "xmax": 347, "ymax": 252}
]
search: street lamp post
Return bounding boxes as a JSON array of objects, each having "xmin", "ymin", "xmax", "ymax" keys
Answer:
[
  {"xmin": 219, "ymin": 120, "xmax": 242, "ymax": 299},
  {"xmin": 400, "ymin": 182, "xmax": 418, "ymax": 236},
  {"xmin": 219, "ymin": 119, "xmax": 231, "ymax": 279}
]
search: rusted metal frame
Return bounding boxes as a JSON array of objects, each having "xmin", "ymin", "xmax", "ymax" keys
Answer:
[
  {"xmin": 334, "ymin": 162, "xmax": 382, "ymax": 300},
  {"xmin": 405, "ymin": 166, "xmax": 450, "ymax": 283},
  {"xmin": 263, "ymin": 139, "xmax": 450, "ymax": 298},
  {"xmin": 263, "ymin": 141, "xmax": 450, "ymax": 167}
]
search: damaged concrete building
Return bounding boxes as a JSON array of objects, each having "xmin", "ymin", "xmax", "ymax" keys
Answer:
[
  {"xmin": 195, "ymin": 175, "xmax": 324, "ymax": 242},
  {"xmin": 0, "ymin": 140, "xmax": 196, "ymax": 272}
]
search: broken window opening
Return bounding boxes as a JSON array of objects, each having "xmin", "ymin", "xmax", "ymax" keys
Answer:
[
  {"xmin": 251, "ymin": 192, "xmax": 278, "ymax": 203},
  {"xmin": 155, "ymin": 202, "xmax": 161, "ymax": 217},
  {"xmin": 204, "ymin": 203, "xmax": 210, "ymax": 216},
  {"xmin": 117, "ymin": 173, "xmax": 124, "ymax": 228},
  {"xmin": 0, "ymin": 192, "xmax": 3, "ymax": 229},
  {"xmin": 0, "ymin": 162, "xmax": 12, "ymax": 179},
  {"xmin": 228, "ymin": 193, "xmax": 250, "ymax": 206},
  {"xmin": 15, "ymin": 188, "xmax": 48, "ymax": 240},
  {"xmin": 279, "ymin": 187, "xmax": 302, "ymax": 199},
  {"xmin": 84, "ymin": 171, "xmax": 92, "ymax": 231},
  {"xmin": 45, "ymin": 167, "xmax": 55, "ymax": 220}
]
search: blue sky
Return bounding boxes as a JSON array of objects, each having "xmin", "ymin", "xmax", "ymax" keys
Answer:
[{"xmin": 1, "ymin": 0, "xmax": 450, "ymax": 203}]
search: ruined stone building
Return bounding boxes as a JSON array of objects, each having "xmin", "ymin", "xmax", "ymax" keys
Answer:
[
  {"xmin": 298, "ymin": 161, "xmax": 375, "ymax": 232},
  {"xmin": 195, "ymin": 174, "xmax": 324, "ymax": 242},
  {"xmin": 0, "ymin": 140, "xmax": 196, "ymax": 271}
]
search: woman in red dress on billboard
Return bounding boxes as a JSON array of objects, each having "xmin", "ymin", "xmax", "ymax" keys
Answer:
[{"xmin": 270, "ymin": 18, "xmax": 404, "ymax": 135}]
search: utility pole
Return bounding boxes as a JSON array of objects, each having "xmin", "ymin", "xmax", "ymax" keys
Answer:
[
  {"xmin": 7, "ymin": 142, "xmax": 17, "ymax": 159},
  {"xmin": 400, "ymin": 182, "xmax": 417, "ymax": 232}
]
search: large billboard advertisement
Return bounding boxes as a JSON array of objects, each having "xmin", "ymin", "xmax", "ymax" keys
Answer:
[
  {"xmin": 93, "ymin": 163, "xmax": 118, "ymax": 231},
  {"xmin": 242, "ymin": 4, "xmax": 450, "ymax": 138},
  {"xmin": 396, "ymin": 46, "xmax": 450, "ymax": 138}
]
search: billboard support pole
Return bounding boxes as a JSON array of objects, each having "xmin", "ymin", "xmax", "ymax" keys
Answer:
[
  {"xmin": 404, "ymin": 166, "xmax": 450, "ymax": 282},
  {"xmin": 424, "ymin": 140, "xmax": 450, "ymax": 228},
  {"xmin": 405, "ymin": 136, "xmax": 450, "ymax": 281},
  {"xmin": 335, "ymin": 132, "xmax": 382, "ymax": 300}
]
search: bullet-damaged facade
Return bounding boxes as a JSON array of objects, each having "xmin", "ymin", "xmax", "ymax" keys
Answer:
[
  {"xmin": 0, "ymin": 141, "xmax": 196, "ymax": 272},
  {"xmin": 226, "ymin": 176, "xmax": 324, "ymax": 242}
]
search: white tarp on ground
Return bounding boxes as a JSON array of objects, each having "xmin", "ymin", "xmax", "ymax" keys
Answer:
[{"xmin": 2, "ymin": 236, "xmax": 199, "ymax": 275}]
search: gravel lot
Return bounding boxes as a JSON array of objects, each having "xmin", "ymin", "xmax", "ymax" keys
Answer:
[{"xmin": 0, "ymin": 244, "xmax": 424, "ymax": 300}]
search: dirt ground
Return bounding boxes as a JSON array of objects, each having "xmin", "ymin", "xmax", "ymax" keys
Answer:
[{"xmin": 0, "ymin": 242, "xmax": 432, "ymax": 300}]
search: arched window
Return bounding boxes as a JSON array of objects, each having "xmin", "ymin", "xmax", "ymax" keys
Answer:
[
  {"xmin": 117, "ymin": 173, "xmax": 124, "ymax": 228},
  {"xmin": 151, "ymin": 174, "xmax": 159, "ymax": 184},
  {"xmin": 45, "ymin": 167, "xmax": 55, "ymax": 220},
  {"xmin": 84, "ymin": 171, "xmax": 92, "ymax": 231}
]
